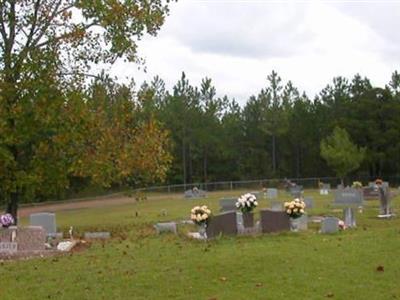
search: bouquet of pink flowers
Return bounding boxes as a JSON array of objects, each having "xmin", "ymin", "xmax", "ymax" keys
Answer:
[{"xmin": 0, "ymin": 213, "xmax": 14, "ymax": 228}]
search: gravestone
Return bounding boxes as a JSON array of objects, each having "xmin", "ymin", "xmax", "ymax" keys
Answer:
[
  {"xmin": 333, "ymin": 188, "xmax": 363, "ymax": 206},
  {"xmin": 184, "ymin": 188, "xmax": 206, "ymax": 199},
  {"xmin": 29, "ymin": 213, "xmax": 57, "ymax": 237},
  {"xmin": 260, "ymin": 209, "xmax": 291, "ymax": 233},
  {"xmin": 270, "ymin": 201, "xmax": 283, "ymax": 211},
  {"xmin": 84, "ymin": 232, "xmax": 111, "ymax": 239},
  {"xmin": 320, "ymin": 183, "xmax": 330, "ymax": 195},
  {"xmin": 377, "ymin": 185, "xmax": 393, "ymax": 218},
  {"xmin": 289, "ymin": 185, "xmax": 303, "ymax": 198},
  {"xmin": 0, "ymin": 226, "xmax": 46, "ymax": 252},
  {"xmin": 206, "ymin": 211, "xmax": 238, "ymax": 238},
  {"xmin": 343, "ymin": 207, "xmax": 356, "ymax": 228},
  {"xmin": 250, "ymin": 191, "xmax": 261, "ymax": 199},
  {"xmin": 320, "ymin": 217, "xmax": 339, "ymax": 234},
  {"xmin": 153, "ymin": 222, "xmax": 177, "ymax": 235},
  {"xmin": 219, "ymin": 198, "xmax": 237, "ymax": 212},
  {"xmin": 303, "ymin": 197, "xmax": 314, "ymax": 209},
  {"xmin": 266, "ymin": 188, "xmax": 278, "ymax": 199},
  {"xmin": 363, "ymin": 187, "xmax": 379, "ymax": 200}
]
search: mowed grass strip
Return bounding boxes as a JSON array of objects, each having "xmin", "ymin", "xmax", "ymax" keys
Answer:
[{"xmin": 2, "ymin": 190, "xmax": 400, "ymax": 300}]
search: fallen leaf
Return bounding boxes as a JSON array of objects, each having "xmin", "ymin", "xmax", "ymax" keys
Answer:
[
  {"xmin": 376, "ymin": 265, "xmax": 384, "ymax": 272},
  {"xmin": 220, "ymin": 277, "xmax": 227, "ymax": 282},
  {"xmin": 326, "ymin": 292, "xmax": 334, "ymax": 298},
  {"xmin": 255, "ymin": 283, "xmax": 263, "ymax": 287}
]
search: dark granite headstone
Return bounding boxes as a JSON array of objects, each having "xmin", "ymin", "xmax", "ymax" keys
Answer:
[
  {"xmin": 363, "ymin": 187, "xmax": 379, "ymax": 200},
  {"xmin": 219, "ymin": 198, "xmax": 237, "ymax": 212},
  {"xmin": 260, "ymin": 209, "xmax": 291, "ymax": 233},
  {"xmin": 206, "ymin": 212, "xmax": 237, "ymax": 238}
]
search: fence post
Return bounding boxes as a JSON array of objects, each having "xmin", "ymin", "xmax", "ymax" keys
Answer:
[{"xmin": 230, "ymin": 181, "xmax": 233, "ymax": 190}]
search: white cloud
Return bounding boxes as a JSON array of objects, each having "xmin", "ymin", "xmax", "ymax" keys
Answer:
[{"xmin": 108, "ymin": 0, "xmax": 399, "ymax": 105}]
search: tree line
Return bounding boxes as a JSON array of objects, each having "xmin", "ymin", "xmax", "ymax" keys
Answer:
[{"xmin": 138, "ymin": 70, "xmax": 400, "ymax": 185}]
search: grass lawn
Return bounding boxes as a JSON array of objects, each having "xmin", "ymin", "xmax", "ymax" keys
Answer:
[{"xmin": 2, "ymin": 189, "xmax": 400, "ymax": 300}]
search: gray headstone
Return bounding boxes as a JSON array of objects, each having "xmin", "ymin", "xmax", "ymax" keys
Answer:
[
  {"xmin": 377, "ymin": 186, "xmax": 392, "ymax": 216},
  {"xmin": 343, "ymin": 207, "xmax": 356, "ymax": 228},
  {"xmin": 184, "ymin": 189, "xmax": 206, "ymax": 199},
  {"xmin": 303, "ymin": 197, "xmax": 314, "ymax": 209},
  {"xmin": 321, "ymin": 217, "xmax": 339, "ymax": 234},
  {"xmin": 289, "ymin": 185, "xmax": 303, "ymax": 197},
  {"xmin": 29, "ymin": 213, "xmax": 56, "ymax": 236},
  {"xmin": 206, "ymin": 211, "xmax": 237, "ymax": 238},
  {"xmin": 250, "ymin": 191, "xmax": 260, "ymax": 199},
  {"xmin": 333, "ymin": 188, "xmax": 363, "ymax": 206},
  {"xmin": 266, "ymin": 188, "xmax": 278, "ymax": 199},
  {"xmin": 260, "ymin": 209, "xmax": 291, "ymax": 233},
  {"xmin": 84, "ymin": 232, "xmax": 111, "ymax": 239},
  {"xmin": 271, "ymin": 201, "xmax": 283, "ymax": 211},
  {"xmin": 219, "ymin": 198, "xmax": 237, "ymax": 212},
  {"xmin": 153, "ymin": 222, "xmax": 177, "ymax": 235}
]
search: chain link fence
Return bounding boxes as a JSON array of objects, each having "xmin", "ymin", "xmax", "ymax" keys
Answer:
[{"xmin": 135, "ymin": 175, "xmax": 400, "ymax": 195}]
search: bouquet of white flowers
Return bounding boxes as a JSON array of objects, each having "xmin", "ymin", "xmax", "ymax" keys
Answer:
[
  {"xmin": 284, "ymin": 198, "xmax": 306, "ymax": 218},
  {"xmin": 236, "ymin": 193, "xmax": 258, "ymax": 213},
  {"xmin": 190, "ymin": 205, "xmax": 211, "ymax": 225}
]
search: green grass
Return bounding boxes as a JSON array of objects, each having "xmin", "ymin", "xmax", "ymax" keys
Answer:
[{"xmin": 2, "ymin": 190, "xmax": 400, "ymax": 300}]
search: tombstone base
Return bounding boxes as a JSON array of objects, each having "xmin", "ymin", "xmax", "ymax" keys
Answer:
[{"xmin": 377, "ymin": 214, "xmax": 394, "ymax": 219}]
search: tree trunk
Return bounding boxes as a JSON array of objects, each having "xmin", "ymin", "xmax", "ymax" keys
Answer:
[
  {"xmin": 272, "ymin": 135, "xmax": 276, "ymax": 174},
  {"xmin": 6, "ymin": 192, "xmax": 19, "ymax": 225},
  {"xmin": 296, "ymin": 145, "xmax": 300, "ymax": 178},
  {"xmin": 203, "ymin": 148, "xmax": 208, "ymax": 183},
  {"xmin": 182, "ymin": 139, "xmax": 186, "ymax": 187}
]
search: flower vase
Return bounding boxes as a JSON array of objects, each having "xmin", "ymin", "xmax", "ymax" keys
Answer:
[
  {"xmin": 242, "ymin": 212, "xmax": 254, "ymax": 228},
  {"xmin": 198, "ymin": 223, "xmax": 207, "ymax": 239},
  {"xmin": 290, "ymin": 217, "xmax": 300, "ymax": 232}
]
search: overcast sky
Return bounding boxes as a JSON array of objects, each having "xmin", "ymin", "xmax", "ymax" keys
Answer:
[{"xmin": 109, "ymin": 0, "xmax": 400, "ymax": 105}]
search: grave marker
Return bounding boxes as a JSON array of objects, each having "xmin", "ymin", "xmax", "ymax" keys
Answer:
[
  {"xmin": 321, "ymin": 217, "xmax": 339, "ymax": 234},
  {"xmin": 153, "ymin": 222, "xmax": 177, "ymax": 235},
  {"xmin": 333, "ymin": 188, "xmax": 363, "ymax": 206},
  {"xmin": 30, "ymin": 213, "xmax": 57, "ymax": 237},
  {"xmin": 219, "ymin": 198, "xmax": 237, "ymax": 212},
  {"xmin": 206, "ymin": 212, "xmax": 237, "ymax": 238},
  {"xmin": 266, "ymin": 188, "xmax": 278, "ymax": 199},
  {"xmin": 260, "ymin": 209, "xmax": 291, "ymax": 233}
]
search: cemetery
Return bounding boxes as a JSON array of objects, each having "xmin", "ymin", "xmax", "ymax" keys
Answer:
[
  {"xmin": 1, "ymin": 183, "xmax": 400, "ymax": 299},
  {"xmin": 1, "ymin": 1, "xmax": 400, "ymax": 299}
]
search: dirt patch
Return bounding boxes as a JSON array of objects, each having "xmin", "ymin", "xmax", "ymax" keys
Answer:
[{"xmin": 18, "ymin": 195, "xmax": 136, "ymax": 218}]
